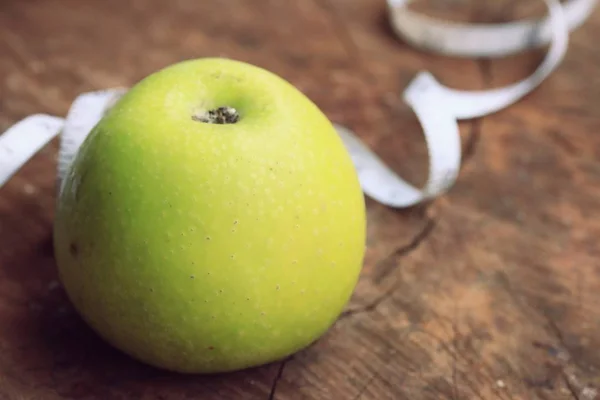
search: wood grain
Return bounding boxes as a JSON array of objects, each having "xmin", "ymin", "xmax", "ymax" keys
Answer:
[{"xmin": 1, "ymin": 0, "xmax": 599, "ymax": 398}]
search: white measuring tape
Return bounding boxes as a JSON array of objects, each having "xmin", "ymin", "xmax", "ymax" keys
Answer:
[
  {"xmin": 0, "ymin": 0, "xmax": 596, "ymax": 209},
  {"xmin": 339, "ymin": 0, "xmax": 595, "ymax": 208}
]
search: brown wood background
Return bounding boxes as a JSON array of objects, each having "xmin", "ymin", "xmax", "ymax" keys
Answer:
[{"xmin": 1, "ymin": 0, "xmax": 600, "ymax": 399}]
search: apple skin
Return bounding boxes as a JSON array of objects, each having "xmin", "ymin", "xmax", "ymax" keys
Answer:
[{"xmin": 53, "ymin": 58, "xmax": 366, "ymax": 373}]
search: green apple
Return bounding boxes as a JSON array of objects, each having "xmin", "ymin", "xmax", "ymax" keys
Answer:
[{"xmin": 53, "ymin": 57, "xmax": 366, "ymax": 373}]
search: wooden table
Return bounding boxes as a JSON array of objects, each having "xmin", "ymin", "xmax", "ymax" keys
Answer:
[{"xmin": 1, "ymin": 1, "xmax": 599, "ymax": 399}]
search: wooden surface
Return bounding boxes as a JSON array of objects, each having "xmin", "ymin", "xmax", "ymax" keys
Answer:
[{"xmin": 1, "ymin": 0, "xmax": 600, "ymax": 399}]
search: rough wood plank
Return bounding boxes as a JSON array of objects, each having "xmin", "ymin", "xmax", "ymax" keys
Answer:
[{"xmin": 1, "ymin": 0, "xmax": 599, "ymax": 399}]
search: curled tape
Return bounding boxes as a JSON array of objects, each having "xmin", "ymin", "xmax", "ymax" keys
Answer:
[
  {"xmin": 388, "ymin": 0, "xmax": 595, "ymax": 57},
  {"xmin": 0, "ymin": 0, "xmax": 596, "ymax": 209},
  {"xmin": 339, "ymin": 0, "xmax": 593, "ymax": 208}
]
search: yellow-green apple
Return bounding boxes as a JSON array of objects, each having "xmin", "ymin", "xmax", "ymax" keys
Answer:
[{"xmin": 53, "ymin": 57, "xmax": 366, "ymax": 373}]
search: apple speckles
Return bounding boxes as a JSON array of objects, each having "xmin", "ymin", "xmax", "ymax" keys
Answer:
[
  {"xmin": 275, "ymin": 284, "xmax": 280, "ymax": 291},
  {"xmin": 190, "ymin": 275, "xmax": 195, "ymax": 279}
]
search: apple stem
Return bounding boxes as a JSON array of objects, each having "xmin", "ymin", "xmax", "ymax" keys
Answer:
[{"xmin": 192, "ymin": 106, "xmax": 240, "ymax": 124}]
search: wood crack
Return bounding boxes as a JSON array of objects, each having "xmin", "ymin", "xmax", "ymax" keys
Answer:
[
  {"xmin": 268, "ymin": 358, "xmax": 289, "ymax": 400},
  {"xmin": 373, "ymin": 216, "xmax": 436, "ymax": 284},
  {"xmin": 352, "ymin": 370, "xmax": 379, "ymax": 400},
  {"xmin": 477, "ymin": 58, "xmax": 493, "ymax": 87},
  {"xmin": 462, "ymin": 58, "xmax": 491, "ymax": 167},
  {"xmin": 340, "ymin": 215, "xmax": 435, "ymax": 319},
  {"xmin": 463, "ymin": 119, "xmax": 482, "ymax": 165},
  {"xmin": 340, "ymin": 284, "xmax": 399, "ymax": 319}
]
